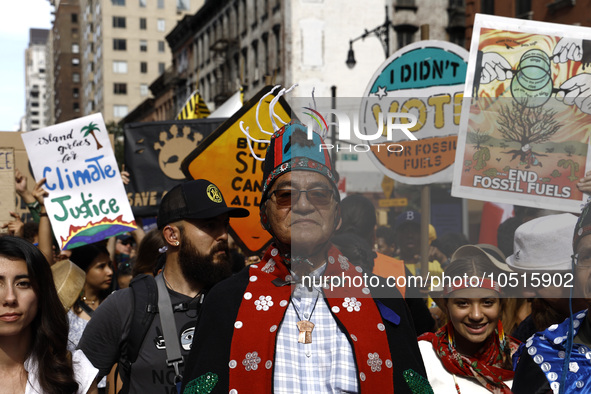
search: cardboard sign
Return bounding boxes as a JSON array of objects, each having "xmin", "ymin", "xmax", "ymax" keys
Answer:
[
  {"xmin": 452, "ymin": 15, "xmax": 591, "ymax": 213},
  {"xmin": 0, "ymin": 148, "xmax": 15, "ymax": 225},
  {"xmin": 182, "ymin": 86, "xmax": 293, "ymax": 254},
  {"xmin": 21, "ymin": 114, "xmax": 137, "ymax": 249},
  {"xmin": 361, "ymin": 40, "xmax": 469, "ymax": 184}
]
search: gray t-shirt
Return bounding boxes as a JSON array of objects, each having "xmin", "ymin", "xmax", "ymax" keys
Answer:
[{"xmin": 78, "ymin": 283, "xmax": 199, "ymax": 394}]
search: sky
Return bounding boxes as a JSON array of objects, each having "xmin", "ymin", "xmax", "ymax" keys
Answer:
[{"xmin": 0, "ymin": 0, "xmax": 53, "ymax": 131}]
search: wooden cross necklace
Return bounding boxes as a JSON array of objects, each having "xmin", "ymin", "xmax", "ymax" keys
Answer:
[{"xmin": 292, "ymin": 288, "xmax": 321, "ymax": 344}]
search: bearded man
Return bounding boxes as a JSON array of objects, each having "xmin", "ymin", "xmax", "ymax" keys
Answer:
[
  {"xmin": 181, "ymin": 123, "xmax": 431, "ymax": 394},
  {"xmin": 79, "ymin": 179, "xmax": 248, "ymax": 394}
]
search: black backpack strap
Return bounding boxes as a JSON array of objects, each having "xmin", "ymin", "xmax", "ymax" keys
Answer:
[{"xmin": 117, "ymin": 274, "xmax": 158, "ymax": 394}]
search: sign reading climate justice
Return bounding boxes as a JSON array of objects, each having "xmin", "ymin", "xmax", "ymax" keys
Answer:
[
  {"xmin": 21, "ymin": 113, "xmax": 137, "ymax": 250},
  {"xmin": 361, "ymin": 40, "xmax": 469, "ymax": 184},
  {"xmin": 452, "ymin": 15, "xmax": 591, "ymax": 213}
]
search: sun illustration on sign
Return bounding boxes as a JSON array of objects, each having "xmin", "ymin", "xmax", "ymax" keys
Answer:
[
  {"xmin": 150, "ymin": 125, "xmax": 203, "ymax": 179},
  {"xmin": 81, "ymin": 122, "xmax": 103, "ymax": 150}
]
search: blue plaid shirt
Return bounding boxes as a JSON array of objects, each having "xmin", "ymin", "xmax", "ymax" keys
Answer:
[{"xmin": 273, "ymin": 265, "xmax": 359, "ymax": 393}]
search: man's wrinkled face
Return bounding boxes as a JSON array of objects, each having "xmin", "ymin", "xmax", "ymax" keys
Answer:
[{"xmin": 264, "ymin": 171, "xmax": 339, "ymax": 256}]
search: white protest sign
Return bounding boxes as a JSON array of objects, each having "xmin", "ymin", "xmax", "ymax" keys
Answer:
[{"xmin": 21, "ymin": 114, "xmax": 137, "ymax": 249}]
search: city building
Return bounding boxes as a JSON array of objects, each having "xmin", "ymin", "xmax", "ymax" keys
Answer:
[
  {"xmin": 48, "ymin": 0, "xmax": 82, "ymax": 124},
  {"xmin": 72, "ymin": 0, "xmax": 202, "ymax": 124},
  {"xmin": 24, "ymin": 28, "xmax": 50, "ymax": 131}
]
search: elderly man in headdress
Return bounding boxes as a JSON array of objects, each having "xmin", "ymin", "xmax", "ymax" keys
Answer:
[{"xmin": 181, "ymin": 122, "xmax": 430, "ymax": 394}]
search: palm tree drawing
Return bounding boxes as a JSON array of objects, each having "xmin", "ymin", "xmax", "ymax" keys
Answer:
[{"xmin": 81, "ymin": 122, "xmax": 103, "ymax": 150}]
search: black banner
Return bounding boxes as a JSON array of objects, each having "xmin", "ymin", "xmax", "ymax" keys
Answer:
[{"xmin": 124, "ymin": 119, "xmax": 225, "ymax": 216}]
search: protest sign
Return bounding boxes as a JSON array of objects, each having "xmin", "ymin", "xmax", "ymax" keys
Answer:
[
  {"xmin": 124, "ymin": 119, "xmax": 223, "ymax": 217},
  {"xmin": 0, "ymin": 148, "xmax": 15, "ymax": 225},
  {"xmin": 361, "ymin": 40, "xmax": 469, "ymax": 184},
  {"xmin": 452, "ymin": 14, "xmax": 591, "ymax": 213},
  {"xmin": 182, "ymin": 86, "xmax": 293, "ymax": 255},
  {"xmin": 21, "ymin": 114, "xmax": 137, "ymax": 250}
]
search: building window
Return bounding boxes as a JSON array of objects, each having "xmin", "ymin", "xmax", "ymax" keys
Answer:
[
  {"xmin": 71, "ymin": 13, "xmax": 78, "ymax": 23},
  {"xmin": 73, "ymin": 102, "xmax": 80, "ymax": 112},
  {"xmin": 73, "ymin": 73, "xmax": 80, "ymax": 82},
  {"xmin": 72, "ymin": 58, "xmax": 80, "ymax": 66},
  {"xmin": 139, "ymin": 0, "xmax": 146, "ymax": 6},
  {"xmin": 140, "ymin": 84, "xmax": 149, "ymax": 96},
  {"xmin": 157, "ymin": 19, "xmax": 165, "ymax": 32},
  {"xmin": 140, "ymin": 18, "xmax": 147, "ymax": 30},
  {"xmin": 481, "ymin": 0, "xmax": 494, "ymax": 14},
  {"xmin": 140, "ymin": 40, "xmax": 147, "ymax": 52},
  {"xmin": 73, "ymin": 88, "xmax": 79, "ymax": 98},
  {"xmin": 157, "ymin": 0, "xmax": 164, "ymax": 8},
  {"xmin": 141, "ymin": 62, "xmax": 148, "ymax": 73},
  {"xmin": 114, "ymin": 105, "xmax": 128, "ymax": 118},
  {"xmin": 158, "ymin": 41, "xmax": 165, "ymax": 52},
  {"xmin": 31, "ymin": 102, "xmax": 39, "ymax": 107},
  {"xmin": 177, "ymin": 0, "xmax": 190, "ymax": 11},
  {"xmin": 516, "ymin": 0, "xmax": 532, "ymax": 18},
  {"xmin": 394, "ymin": 24, "xmax": 418, "ymax": 49},
  {"xmin": 72, "ymin": 43, "xmax": 79, "ymax": 53},
  {"xmin": 113, "ymin": 60, "xmax": 128, "ymax": 73},
  {"xmin": 273, "ymin": 25, "xmax": 280, "ymax": 71},
  {"xmin": 113, "ymin": 39, "xmax": 127, "ymax": 51},
  {"xmin": 158, "ymin": 62, "xmax": 165, "ymax": 74},
  {"xmin": 114, "ymin": 83, "xmax": 127, "ymax": 94},
  {"xmin": 111, "ymin": 0, "xmax": 125, "ymax": 5},
  {"xmin": 113, "ymin": 16, "xmax": 126, "ymax": 28}
]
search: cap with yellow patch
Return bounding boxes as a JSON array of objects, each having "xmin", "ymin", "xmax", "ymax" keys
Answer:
[{"xmin": 157, "ymin": 179, "xmax": 249, "ymax": 229}]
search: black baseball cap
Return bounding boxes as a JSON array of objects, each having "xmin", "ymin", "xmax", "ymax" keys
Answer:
[{"xmin": 157, "ymin": 179, "xmax": 249, "ymax": 229}]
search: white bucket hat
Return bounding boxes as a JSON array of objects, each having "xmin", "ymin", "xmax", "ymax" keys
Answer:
[{"xmin": 506, "ymin": 213, "xmax": 578, "ymax": 272}]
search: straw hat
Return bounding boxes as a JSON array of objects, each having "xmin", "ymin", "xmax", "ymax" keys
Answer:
[
  {"xmin": 51, "ymin": 259, "xmax": 86, "ymax": 311},
  {"xmin": 506, "ymin": 213, "xmax": 577, "ymax": 272}
]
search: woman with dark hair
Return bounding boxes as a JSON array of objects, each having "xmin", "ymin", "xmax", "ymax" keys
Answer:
[
  {"xmin": 418, "ymin": 253, "xmax": 520, "ymax": 393},
  {"xmin": 68, "ymin": 242, "xmax": 113, "ymax": 392},
  {"xmin": 0, "ymin": 235, "xmax": 97, "ymax": 393}
]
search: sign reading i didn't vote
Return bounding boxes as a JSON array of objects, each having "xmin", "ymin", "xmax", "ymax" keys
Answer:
[{"xmin": 21, "ymin": 113, "xmax": 137, "ymax": 250}]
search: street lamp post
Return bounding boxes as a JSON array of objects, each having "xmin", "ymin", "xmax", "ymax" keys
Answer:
[{"xmin": 346, "ymin": 5, "xmax": 393, "ymax": 68}]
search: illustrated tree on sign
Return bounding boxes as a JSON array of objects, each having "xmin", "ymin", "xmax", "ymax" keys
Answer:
[
  {"xmin": 558, "ymin": 159, "xmax": 580, "ymax": 182},
  {"xmin": 468, "ymin": 129, "xmax": 491, "ymax": 151},
  {"xmin": 497, "ymin": 101, "xmax": 561, "ymax": 163},
  {"xmin": 473, "ymin": 147, "xmax": 490, "ymax": 170},
  {"xmin": 81, "ymin": 122, "xmax": 103, "ymax": 150},
  {"xmin": 564, "ymin": 145, "xmax": 576, "ymax": 157}
]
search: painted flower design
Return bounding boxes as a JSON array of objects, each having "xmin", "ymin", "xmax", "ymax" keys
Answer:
[
  {"xmin": 242, "ymin": 352, "xmax": 261, "ymax": 371},
  {"xmin": 367, "ymin": 352, "xmax": 383, "ymax": 372},
  {"xmin": 342, "ymin": 297, "xmax": 361, "ymax": 312},
  {"xmin": 338, "ymin": 255, "xmax": 350, "ymax": 270},
  {"xmin": 261, "ymin": 261, "xmax": 276, "ymax": 273},
  {"xmin": 255, "ymin": 295, "xmax": 274, "ymax": 311}
]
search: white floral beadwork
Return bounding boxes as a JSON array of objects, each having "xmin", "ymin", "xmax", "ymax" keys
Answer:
[
  {"xmin": 342, "ymin": 297, "xmax": 361, "ymax": 312},
  {"xmin": 242, "ymin": 352, "xmax": 262, "ymax": 371},
  {"xmin": 338, "ymin": 255, "xmax": 349, "ymax": 270},
  {"xmin": 254, "ymin": 295, "xmax": 274, "ymax": 311},
  {"xmin": 367, "ymin": 352, "xmax": 383, "ymax": 372},
  {"xmin": 261, "ymin": 260, "xmax": 276, "ymax": 273}
]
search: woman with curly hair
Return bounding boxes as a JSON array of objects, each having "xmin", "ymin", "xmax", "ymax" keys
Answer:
[
  {"xmin": 0, "ymin": 235, "xmax": 97, "ymax": 393},
  {"xmin": 418, "ymin": 251, "xmax": 520, "ymax": 393}
]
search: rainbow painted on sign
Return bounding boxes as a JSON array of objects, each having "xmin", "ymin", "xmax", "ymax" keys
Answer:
[{"xmin": 60, "ymin": 215, "xmax": 137, "ymax": 250}]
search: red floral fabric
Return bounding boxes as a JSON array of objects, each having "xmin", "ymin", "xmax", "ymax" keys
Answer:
[{"xmin": 418, "ymin": 321, "xmax": 519, "ymax": 393}]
